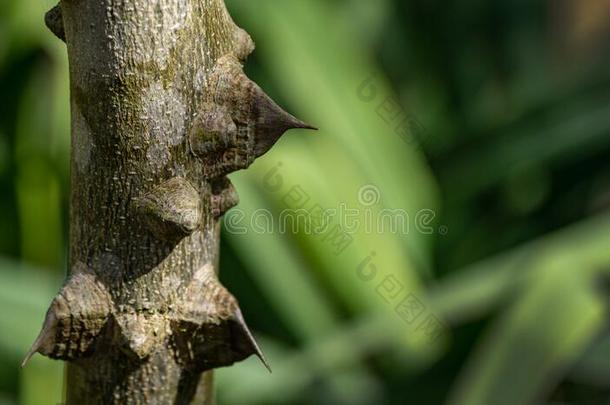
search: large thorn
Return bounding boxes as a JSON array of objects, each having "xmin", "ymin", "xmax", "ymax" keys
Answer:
[
  {"xmin": 134, "ymin": 177, "xmax": 202, "ymax": 242},
  {"xmin": 252, "ymin": 85, "xmax": 318, "ymax": 157},
  {"xmin": 170, "ymin": 264, "xmax": 270, "ymax": 372},
  {"xmin": 22, "ymin": 308, "xmax": 59, "ymax": 367},
  {"xmin": 22, "ymin": 263, "xmax": 112, "ymax": 366},
  {"xmin": 45, "ymin": 4, "xmax": 65, "ymax": 43},
  {"xmin": 191, "ymin": 55, "xmax": 316, "ymax": 178},
  {"xmin": 233, "ymin": 308, "xmax": 271, "ymax": 372}
]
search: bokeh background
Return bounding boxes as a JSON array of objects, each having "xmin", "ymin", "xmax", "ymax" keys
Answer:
[{"xmin": 2, "ymin": 0, "xmax": 610, "ymax": 404}]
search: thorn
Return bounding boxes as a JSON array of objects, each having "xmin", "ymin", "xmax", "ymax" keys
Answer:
[
  {"xmin": 252, "ymin": 86, "xmax": 318, "ymax": 157},
  {"xmin": 45, "ymin": 4, "xmax": 65, "ymax": 43},
  {"xmin": 298, "ymin": 122, "xmax": 319, "ymax": 131},
  {"xmin": 234, "ymin": 309, "xmax": 272, "ymax": 373},
  {"xmin": 21, "ymin": 311, "xmax": 56, "ymax": 367},
  {"xmin": 21, "ymin": 343, "xmax": 38, "ymax": 368},
  {"xmin": 23, "ymin": 267, "xmax": 112, "ymax": 363},
  {"xmin": 197, "ymin": 55, "xmax": 317, "ymax": 177}
]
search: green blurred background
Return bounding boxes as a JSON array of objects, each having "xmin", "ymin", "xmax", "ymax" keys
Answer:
[{"xmin": 2, "ymin": 0, "xmax": 610, "ymax": 404}]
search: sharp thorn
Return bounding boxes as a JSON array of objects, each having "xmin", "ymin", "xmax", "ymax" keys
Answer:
[
  {"xmin": 287, "ymin": 116, "xmax": 318, "ymax": 131},
  {"xmin": 21, "ymin": 350, "xmax": 35, "ymax": 368},
  {"xmin": 234, "ymin": 309, "xmax": 272, "ymax": 373},
  {"xmin": 252, "ymin": 87, "xmax": 318, "ymax": 156},
  {"xmin": 45, "ymin": 4, "xmax": 65, "ymax": 43},
  {"xmin": 21, "ymin": 328, "xmax": 46, "ymax": 367}
]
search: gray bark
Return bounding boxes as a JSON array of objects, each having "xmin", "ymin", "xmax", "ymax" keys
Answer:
[{"xmin": 25, "ymin": 0, "xmax": 313, "ymax": 403}]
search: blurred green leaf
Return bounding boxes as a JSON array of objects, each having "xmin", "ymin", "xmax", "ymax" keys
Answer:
[
  {"xmin": 442, "ymin": 97, "xmax": 610, "ymax": 203},
  {"xmin": 432, "ymin": 211, "xmax": 610, "ymax": 323},
  {"xmin": 447, "ymin": 266, "xmax": 605, "ymax": 405},
  {"xmin": 19, "ymin": 357, "xmax": 63, "ymax": 405}
]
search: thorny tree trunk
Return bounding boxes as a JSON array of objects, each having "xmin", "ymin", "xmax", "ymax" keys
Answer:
[{"xmin": 23, "ymin": 1, "xmax": 313, "ymax": 403}]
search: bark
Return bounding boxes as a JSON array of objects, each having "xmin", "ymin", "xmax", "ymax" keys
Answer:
[{"xmin": 25, "ymin": 1, "xmax": 313, "ymax": 403}]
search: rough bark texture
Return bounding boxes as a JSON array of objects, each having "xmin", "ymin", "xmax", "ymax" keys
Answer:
[{"xmin": 26, "ymin": 0, "xmax": 313, "ymax": 403}]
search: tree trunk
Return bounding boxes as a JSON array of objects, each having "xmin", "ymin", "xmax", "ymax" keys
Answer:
[{"xmin": 24, "ymin": 1, "xmax": 313, "ymax": 403}]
